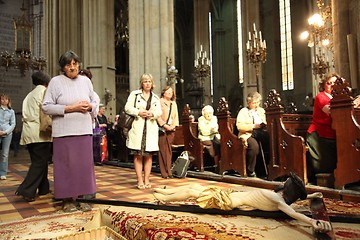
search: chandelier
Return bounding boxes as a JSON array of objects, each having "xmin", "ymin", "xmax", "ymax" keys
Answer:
[
  {"xmin": 115, "ymin": 9, "xmax": 129, "ymax": 47},
  {"xmin": 0, "ymin": 2, "xmax": 47, "ymax": 76},
  {"xmin": 194, "ymin": 45, "xmax": 211, "ymax": 80},
  {"xmin": 246, "ymin": 23, "xmax": 267, "ymax": 92},
  {"xmin": 300, "ymin": 0, "xmax": 332, "ymax": 79}
]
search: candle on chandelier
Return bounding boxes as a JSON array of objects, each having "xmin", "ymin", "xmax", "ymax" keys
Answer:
[{"xmin": 259, "ymin": 31, "xmax": 262, "ymax": 42}]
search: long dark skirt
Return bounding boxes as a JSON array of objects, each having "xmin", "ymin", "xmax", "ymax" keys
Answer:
[
  {"xmin": 53, "ymin": 135, "xmax": 96, "ymax": 199},
  {"xmin": 158, "ymin": 131, "xmax": 175, "ymax": 177},
  {"xmin": 306, "ymin": 131, "xmax": 337, "ymax": 175}
]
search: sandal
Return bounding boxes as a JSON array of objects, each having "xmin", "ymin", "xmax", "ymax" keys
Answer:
[
  {"xmin": 144, "ymin": 184, "xmax": 152, "ymax": 189},
  {"xmin": 137, "ymin": 185, "xmax": 146, "ymax": 189},
  {"xmin": 77, "ymin": 202, "xmax": 92, "ymax": 212},
  {"xmin": 63, "ymin": 201, "xmax": 78, "ymax": 213}
]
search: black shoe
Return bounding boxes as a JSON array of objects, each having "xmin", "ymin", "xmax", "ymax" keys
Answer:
[
  {"xmin": 15, "ymin": 192, "xmax": 35, "ymax": 202},
  {"xmin": 248, "ymin": 172, "xmax": 257, "ymax": 178}
]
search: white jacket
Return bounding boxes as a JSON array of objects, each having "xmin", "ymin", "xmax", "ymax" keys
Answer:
[{"xmin": 125, "ymin": 90, "xmax": 162, "ymax": 152}]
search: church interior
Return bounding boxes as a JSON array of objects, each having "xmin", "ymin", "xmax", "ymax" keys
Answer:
[{"xmin": 0, "ymin": 0, "xmax": 360, "ymax": 239}]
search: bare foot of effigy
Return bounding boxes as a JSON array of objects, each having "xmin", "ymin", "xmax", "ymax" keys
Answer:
[{"xmin": 153, "ymin": 192, "xmax": 169, "ymax": 202}]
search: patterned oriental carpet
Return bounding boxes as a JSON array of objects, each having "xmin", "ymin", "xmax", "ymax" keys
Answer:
[
  {"xmin": 101, "ymin": 204, "xmax": 360, "ymax": 240},
  {"xmin": 0, "ymin": 198, "xmax": 359, "ymax": 240},
  {"xmin": 0, "ymin": 209, "xmax": 102, "ymax": 239}
]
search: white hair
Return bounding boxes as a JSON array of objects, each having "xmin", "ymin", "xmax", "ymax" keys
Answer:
[{"xmin": 202, "ymin": 105, "xmax": 214, "ymax": 115}]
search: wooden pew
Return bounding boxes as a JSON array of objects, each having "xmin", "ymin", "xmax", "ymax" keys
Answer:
[
  {"xmin": 330, "ymin": 78, "xmax": 360, "ymax": 189},
  {"xmin": 182, "ymin": 104, "xmax": 205, "ymax": 171},
  {"xmin": 216, "ymin": 97, "xmax": 247, "ymax": 176},
  {"xmin": 265, "ymin": 90, "xmax": 309, "ymax": 184},
  {"xmin": 171, "ymin": 125, "xmax": 185, "ymax": 160}
]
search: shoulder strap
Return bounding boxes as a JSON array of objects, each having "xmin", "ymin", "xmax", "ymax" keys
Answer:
[
  {"xmin": 165, "ymin": 102, "xmax": 172, "ymax": 124},
  {"xmin": 134, "ymin": 94, "xmax": 138, "ymax": 108}
]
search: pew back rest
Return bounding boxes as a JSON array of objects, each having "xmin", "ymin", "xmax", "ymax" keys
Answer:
[
  {"xmin": 355, "ymin": 108, "xmax": 360, "ymax": 123},
  {"xmin": 190, "ymin": 122, "xmax": 199, "ymax": 137},
  {"xmin": 173, "ymin": 125, "xmax": 184, "ymax": 147},
  {"xmin": 228, "ymin": 118, "xmax": 240, "ymax": 136},
  {"xmin": 281, "ymin": 114, "xmax": 312, "ymax": 139}
]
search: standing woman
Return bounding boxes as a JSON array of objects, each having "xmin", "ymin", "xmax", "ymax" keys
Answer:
[
  {"xmin": 306, "ymin": 73, "xmax": 339, "ymax": 184},
  {"xmin": 157, "ymin": 86, "xmax": 179, "ymax": 178},
  {"xmin": 42, "ymin": 50, "xmax": 98, "ymax": 212},
  {"xmin": 0, "ymin": 94, "xmax": 16, "ymax": 180},
  {"xmin": 125, "ymin": 73, "xmax": 162, "ymax": 189}
]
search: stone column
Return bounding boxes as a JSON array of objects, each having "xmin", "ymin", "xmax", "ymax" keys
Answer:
[
  {"xmin": 129, "ymin": 0, "xmax": 175, "ymax": 95},
  {"xmin": 44, "ymin": 0, "xmax": 116, "ymax": 118},
  {"xmin": 82, "ymin": 0, "xmax": 116, "ymax": 119},
  {"xmin": 242, "ymin": 0, "xmax": 260, "ymax": 105},
  {"xmin": 332, "ymin": 0, "xmax": 350, "ymax": 81},
  {"xmin": 194, "ymin": 0, "xmax": 211, "ymax": 104}
]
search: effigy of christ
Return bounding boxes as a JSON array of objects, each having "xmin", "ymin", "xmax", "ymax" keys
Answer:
[{"xmin": 76, "ymin": 197, "xmax": 360, "ymax": 224}]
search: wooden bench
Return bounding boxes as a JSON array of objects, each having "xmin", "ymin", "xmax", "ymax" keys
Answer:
[
  {"xmin": 330, "ymin": 78, "xmax": 360, "ymax": 189},
  {"xmin": 171, "ymin": 125, "xmax": 185, "ymax": 160},
  {"xmin": 182, "ymin": 104, "xmax": 206, "ymax": 171},
  {"xmin": 216, "ymin": 97, "xmax": 247, "ymax": 176},
  {"xmin": 265, "ymin": 90, "xmax": 310, "ymax": 184},
  {"xmin": 182, "ymin": 104, "xmax": 220, "ymax": 172}
]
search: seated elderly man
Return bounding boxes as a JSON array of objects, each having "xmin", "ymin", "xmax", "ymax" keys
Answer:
[{"xmin": 153, "ymin": 172, "xmax": 331, "ymax": 233}]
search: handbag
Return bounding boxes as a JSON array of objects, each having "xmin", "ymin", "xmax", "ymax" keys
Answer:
[
  {"xmin": 39, "ymin": 110, "xmax": 52, "ymax": 133},
  {"xmin": 171, "ymin": 151, "xmax": 191, "ymax": 178},
  {"xmin": 118, "ymin": 93, "xmax": 138, "ymax": 138}
]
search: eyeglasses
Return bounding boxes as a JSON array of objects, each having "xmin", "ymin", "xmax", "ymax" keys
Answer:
[{"xmin": 326, "ymin": 81, "xmax": 335, "ymax": 86}]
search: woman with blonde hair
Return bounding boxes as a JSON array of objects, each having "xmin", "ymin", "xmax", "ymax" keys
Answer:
[{"xmin": 125, "ymin": 73, "xmax": 162, "ymax": 189}]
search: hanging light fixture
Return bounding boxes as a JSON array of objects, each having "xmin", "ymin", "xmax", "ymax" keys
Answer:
[
  {"xmin": 0, "ymin": 1, "xmax": 47, "ymax": 76},
  {"xmin": 300, "ymin": 0, "xmax": 333, "ymax": 79}
]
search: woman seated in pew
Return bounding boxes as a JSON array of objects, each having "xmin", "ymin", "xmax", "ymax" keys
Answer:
[
  {"xmin": 198, "ymin": 105, "xmax": 220, "ymax": 169},
  {"xmin": 236, "ymin": 92, "xmax": 269, "ymax": 178},
  {"xmin": 153, "ymin": 172, "xmax": 331, "ymax": 233},
  {"xmin": 306, "ymin": 73, "xmax": 339, "ymax": 185}
]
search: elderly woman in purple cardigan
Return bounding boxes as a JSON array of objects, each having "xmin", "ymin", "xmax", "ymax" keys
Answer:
[{"xmin": 42, "ymin": 51, "xmax": 98, "ymax": 212}]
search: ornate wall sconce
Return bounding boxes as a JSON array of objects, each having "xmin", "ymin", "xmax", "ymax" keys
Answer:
[
  {"xmin": 246, "ymin": 23, "xmax": 267, "ymax": 92},
  {"xmin": 0, "ymin": 2, "xmax": 47, "ymax": 76},
  {"xmin": 104, "ymin": 88, "xmax": 112, "ymax": 106},
  {"xmin": 166, "ymin": 56, "xmax": 178, "ymax": 86},
  {"xmin": 166, "ymin": 56, "xmax": 184, "ymax": 98}
]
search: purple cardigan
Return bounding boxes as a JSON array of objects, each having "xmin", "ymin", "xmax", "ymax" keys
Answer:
[{"xmin": 42, "ymin": 74, "xmax": 98, "ymax": 138}]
